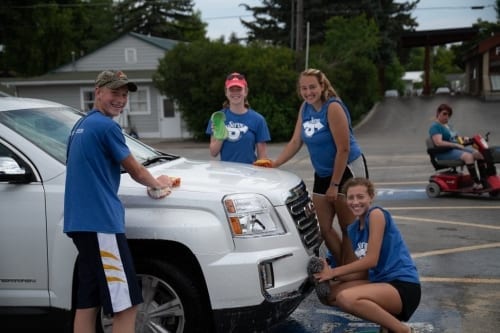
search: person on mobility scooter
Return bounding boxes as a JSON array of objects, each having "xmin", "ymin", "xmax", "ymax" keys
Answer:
[{"xmin": 426, "ymin": 103, "xmax": 500, "ymax": 198}]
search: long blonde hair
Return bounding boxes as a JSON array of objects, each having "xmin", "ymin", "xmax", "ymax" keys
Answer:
[{"xmin": 297, "ymin": 68, "xmax": 339, "ymax": 103}]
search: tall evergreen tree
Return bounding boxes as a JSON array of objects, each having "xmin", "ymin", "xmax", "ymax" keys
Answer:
[
  {"xmin": 114, "ymin": 0, "xmax": 206, "ymax": 41},
  {"xmin": 241, "ymin": 0, "xmax": 418, "ymax": 49},
  {"xmin": 0, "ymin": 0, "xmax": 116, "ymax": 76},
  {"xmin": 241, "ymin": 0, "xmax": 418, "ymax": 91}
]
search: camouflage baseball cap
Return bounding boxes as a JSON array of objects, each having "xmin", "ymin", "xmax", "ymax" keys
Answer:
[{"xmin": 95, "ymin": 70, "xmax": 137, "ymax": 92}]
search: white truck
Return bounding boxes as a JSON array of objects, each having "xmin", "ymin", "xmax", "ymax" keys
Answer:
[{"xmin": 0, "ymin": 97, "xmax": 321, "ymax": 332}]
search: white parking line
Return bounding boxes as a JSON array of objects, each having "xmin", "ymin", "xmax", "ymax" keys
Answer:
[
  {"xmin": 420, "ymin": 277, "xmax": 500, "ymax": 284},
  {"xmin": 389, "ymin": 212, "xmax": 500, "ymax": 285},
  {"xmin": 412, "ymin": 242, "xmax": 500, "ymax": 258},
  {"xmin": 393, "ymin": 214, "xmax": 500, "ymax": 230}
]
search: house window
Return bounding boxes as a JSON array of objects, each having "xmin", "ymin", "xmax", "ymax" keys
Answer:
[
  {"xmin": 125, "ymin": 48, "xmax": 137, "ymax": 64},
  {"xmin": 128, "ymin": 88, "xmax": 150, "ymax": 115},
  {"xmin": 163, "ymin": 98, "xmax": 175, "ymax": 118},
  {"xmin": 81, "ymin": 88, "xmax": 95, "ymax": 112},
  {"xmin": 491, "ymin": 75, "xmax": 500, "ymax": 91}
]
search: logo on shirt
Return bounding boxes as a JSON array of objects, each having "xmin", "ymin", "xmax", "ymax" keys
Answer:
[
  {"xmin": 303, "ymin": 118, "xmax": 324, "ymax": 137},
  {"xmin": 354, "ymin": 242, "xmax": 368, "ymax": 259},
  {"xmin": 227, "ymin": 121, "xmax": 248, "ymax": 141}
]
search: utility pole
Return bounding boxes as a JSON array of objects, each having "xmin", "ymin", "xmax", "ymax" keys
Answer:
[
  {"xmin": 295, "ymin": 0, "xmax": 304, "ymax": 53},
  {"xmin": 290, "ymin": 0, "xmax": 295, "ymax": 49}
]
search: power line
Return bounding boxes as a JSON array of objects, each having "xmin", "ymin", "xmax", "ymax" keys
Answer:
[
  {"xmin": 201, "ymin": 5, "xmax": 496, "ymax": 22},
  {"xmin": 414, "ymin": 5, "xmax": 494, "ymax": 11}
]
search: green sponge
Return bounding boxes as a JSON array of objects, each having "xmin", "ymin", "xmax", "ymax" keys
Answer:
[{"xmin": 211, "ymin": 111, "xmax": 228, "ymax": 140}]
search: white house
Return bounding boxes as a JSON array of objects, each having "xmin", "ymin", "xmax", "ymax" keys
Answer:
[
  {"xmin": 402, "ymin": 71, "xmax": 423, "ymax": 96},
  {"xmin": 0, "ymin": 32, "xmax": 190, "ymax": 139}
]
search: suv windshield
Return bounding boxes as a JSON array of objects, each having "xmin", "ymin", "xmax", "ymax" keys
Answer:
[{"xmin": 0, "ymin": 107, "xmax": 173, "ymax": 165}]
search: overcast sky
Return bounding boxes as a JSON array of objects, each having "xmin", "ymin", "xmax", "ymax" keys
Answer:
[{"xmin": 193, "ymin": 0, "xmax": 497, "ymax": 40}]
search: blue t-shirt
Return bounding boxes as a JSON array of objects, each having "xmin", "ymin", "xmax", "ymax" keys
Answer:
[
  {"xmin": 206, "ymin": 108, "xmax": 271, "ymax": 164},
  {"xmin": 348, "ymin": 206, "xmax": 420, "ymax": 284},
  {"xmin": 301, "ymin": 98, "xmax": 362, "ymax": 177},
  {"xmin": 64, "ymin": 110, "xmax": 131, "ymax": 233},
  {"xmin": 429, "ymin": 121, "xmax": 458, "ymax": 142}
]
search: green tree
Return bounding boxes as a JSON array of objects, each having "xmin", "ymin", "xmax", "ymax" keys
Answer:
[
  {"xmin": 404, "ymin": 47, "xmax": 425, "ymax": 71},
  {"xmin": 115, "ymin": 0, "xmax": 206, "ymax": 41},
  {"xmin": 74, "ymin": 0, "xmax": 120, "ymax": 53},
  {"xmin": 384, "ymin": 56, "xmax": 406, "ymax": 95},
  {"xmin": 153, "ymin": 40, "xmax": 298, "ymax": 141},
  {"xmin": 242, "ymin": 0, "xmax": 418, "ymax": 92},
  {"xmin": 0, "ymin": 0, "xmax": 206, "ymax": 77},
  {"xmin": 0, "ymin": 0, "xmax": 116, "ymax": 76},
  {"xmin": 433, "ymin": 46, "xmax": 461, "ymax": 74},
  {"xmin": 309, "ymin": 15, "xmax": 380, "ymax": 121},
  {"xmin": 427, "ymin": 46, "xmax": 462, "ymax": 90},
  {"xmin": 241, "ymin": 1, "xmax": 417, "ymax": 47}
]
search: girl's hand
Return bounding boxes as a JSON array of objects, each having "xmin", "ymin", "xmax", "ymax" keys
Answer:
[
  {"xmin": 313, "ymin": 258, "xmax": 336, "ymax": 282},
  {"xmin": 325, "ymin": 185, "xmax": 338, "ymax": 202}
]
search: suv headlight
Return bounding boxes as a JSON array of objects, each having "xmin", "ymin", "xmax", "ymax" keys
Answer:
[{"xmin": 223, "ymin": 194, "xmax": 285, "ymax": 237}]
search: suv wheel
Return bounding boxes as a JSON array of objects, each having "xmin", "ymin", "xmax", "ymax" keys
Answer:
[{"xmin": 98, "ymin": 258, "xmax": 211, "ymax": 333}]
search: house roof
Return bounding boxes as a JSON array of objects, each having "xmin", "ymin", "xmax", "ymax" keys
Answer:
[
  {"xmin": 478, "ymin": 33, "xmax": 500, "ymax": 54},
  {"xmin": 129, "ymin": 32, "xmax": 179, "ymax": 50},
  {"xmin": 0, "ymin": 70, "xmax": 156, "ymax": 87},
  {"xmin": 462, "ymin": 33, "xmax": 500, "ymax": 61},
  {"xmin": 403, "ymin": 71, "xmax": 423, "ymax": 83},
  {"xmin": 0, "ymin": 32, "xmax": 180, "ymax": 87}
]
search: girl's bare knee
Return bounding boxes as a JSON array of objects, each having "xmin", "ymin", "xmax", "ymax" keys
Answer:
[{"xmin": 335, "ymin": 290, "xmax": 355, "ymax": 312}]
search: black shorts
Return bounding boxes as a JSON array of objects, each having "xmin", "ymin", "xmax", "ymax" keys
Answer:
[
  {"xmin": 313, "ymin": 168, "xmax": 353, "ymax": 195},
  {"xmin": 313, "ymin": 154, "xmax": 368, "ymax": 195},
  {"xmin": 69, "ymin": 232, "xmax": 143, "ymax": 315},
  {"xmin": 389, "ymin": 280, "xmax": 421, "ymax": 322}
]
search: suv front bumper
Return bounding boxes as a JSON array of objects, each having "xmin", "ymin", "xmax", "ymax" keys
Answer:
[{"xmin": 212, "ymin": 278, "xmax": 313, "ymax": 333}]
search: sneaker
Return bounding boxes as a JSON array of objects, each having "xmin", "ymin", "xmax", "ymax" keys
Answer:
[
  {"xmin": 472, "ymin": 182, "xmax": 483, "ymax": 191},
  {"xmin": 307, "ymin": 256, "xmax": 330, "ymax": 300}
]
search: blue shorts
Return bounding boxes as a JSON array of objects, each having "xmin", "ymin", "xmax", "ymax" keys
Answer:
[
  {"xmin": 436, "ymin": 147, "xmax": 474, "ymax": 161},
  {"xmin": 69, "ymin": 232, "xmax": 143, "ymax": 315}
]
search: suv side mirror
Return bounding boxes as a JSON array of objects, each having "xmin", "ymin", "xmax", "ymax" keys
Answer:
[{"xmin": 0, "ymin": 157, "xmax": 31, "ymax": 183}]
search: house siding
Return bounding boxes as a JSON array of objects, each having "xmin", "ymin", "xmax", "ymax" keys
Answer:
[
  {"xmin": 1, "ymin": 33, "xmax": 187, "ymax": 139},
  {"xmin": 57, "ymin": 35, "xmax": 165, "ymax": 72},
  {"xmin": 16, "ymin": 85, "xmax": 83, "ymax": 110}
]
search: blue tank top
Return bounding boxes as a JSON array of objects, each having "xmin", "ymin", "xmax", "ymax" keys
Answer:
[
  {"xmin": 301, "ymin": 98, "xmax": 362, "ymax": 177},
  {"xmin": 348, "ymin": 206, "xmax": 420, "ymax": 283}
]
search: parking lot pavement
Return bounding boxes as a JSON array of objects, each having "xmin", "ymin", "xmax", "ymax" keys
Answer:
[{"xmin": 143, "ymin": 96, "xmax": 500, "ymax": 333}]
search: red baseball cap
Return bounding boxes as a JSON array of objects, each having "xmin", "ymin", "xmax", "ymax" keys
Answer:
[{"xmin": 225, "ymin": 72, "xmax": 247, "ymax": 88}]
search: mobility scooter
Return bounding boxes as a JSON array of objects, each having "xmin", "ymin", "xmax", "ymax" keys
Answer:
[{"xmin": 425, "ymin": 132, "xmax": 500, "ymax": 198}]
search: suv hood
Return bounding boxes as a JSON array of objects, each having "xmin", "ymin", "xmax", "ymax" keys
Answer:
[{"xmin": 120, "ymin": 157, "xmax": 302, "ymax": 203}]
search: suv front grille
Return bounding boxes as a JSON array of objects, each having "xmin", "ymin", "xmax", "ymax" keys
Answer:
[{"xmin": 286, "ymin": 182, "xmax": 320, "ymax": 254}]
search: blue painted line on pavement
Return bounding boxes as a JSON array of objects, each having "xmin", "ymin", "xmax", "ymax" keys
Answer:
[
  {"xmin": 270, "ymin": 307, "xmax": 435, "ymax": 332},
  {"xmin": 376, "ymin": 188, "xmax": 427, "ymax": 200}
]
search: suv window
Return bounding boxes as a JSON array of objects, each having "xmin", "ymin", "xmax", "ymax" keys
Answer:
[{"xmin": 0, "ymin": 107, "xmax": 81, "ymax": 163}]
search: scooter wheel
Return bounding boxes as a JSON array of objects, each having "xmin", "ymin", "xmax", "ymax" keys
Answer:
[
  {"xmin": 426, "ymin": 182, "xmax": 441, "ymax": 198},
  {"xmin": 490, "ymin": 190, "xmax": 500, "ymax": 198}
]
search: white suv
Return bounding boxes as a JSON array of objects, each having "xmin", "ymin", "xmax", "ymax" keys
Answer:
[{"xmin": 0, "ymin": 97, "xmax": 320, "ymax": 332}]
